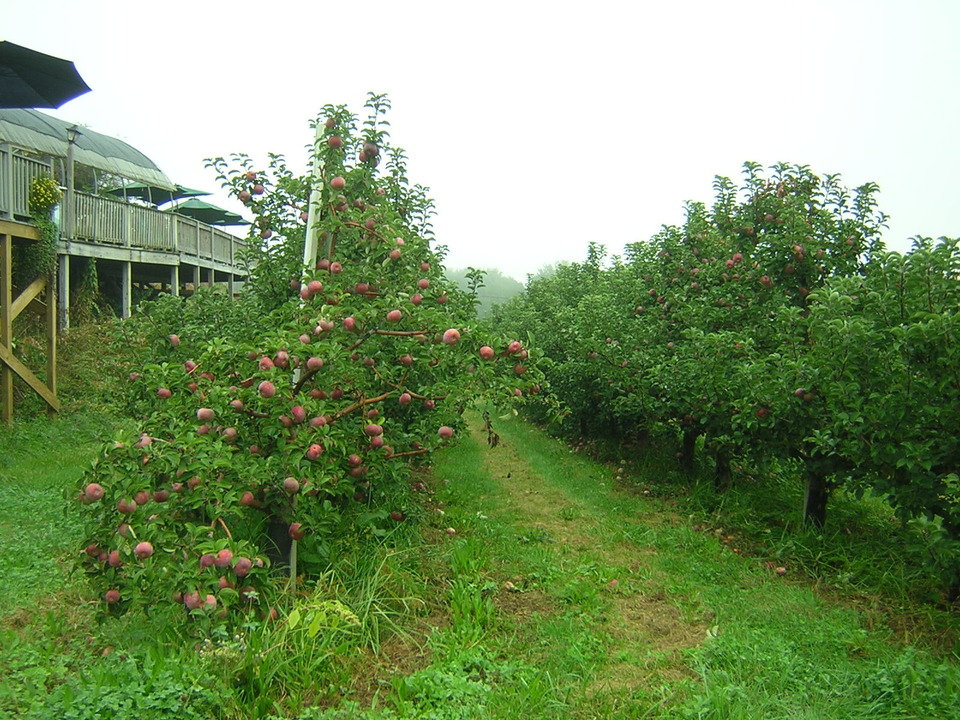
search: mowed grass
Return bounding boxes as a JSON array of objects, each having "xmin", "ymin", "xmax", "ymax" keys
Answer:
[
  {"xmin": 415, "ymin": 413, "xmax": 960, "ymax": 719},
  {"xmin": 0, "ymin": 412, "xmax": 120, "ymax": 718},
  {"xmin": 0, "ymin": 405, "xmax": 958, "ymax": 719}
]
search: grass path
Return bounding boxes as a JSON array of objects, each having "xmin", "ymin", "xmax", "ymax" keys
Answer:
[
  {"xmin": 409, "ymin": 412, "xmax": 960, "ymax": 719},
  {"xmin": 464, "ymin": 414, "xmax": 705, "ymax": 696}
]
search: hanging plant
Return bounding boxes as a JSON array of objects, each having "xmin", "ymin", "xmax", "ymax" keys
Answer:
[
  {"xmin": 28, "ymin": 175, "xmax": 62, "ymax": 214},
  {"xmin": 19, "ymin": 174, "xmax": 62, "ymax": 283}
]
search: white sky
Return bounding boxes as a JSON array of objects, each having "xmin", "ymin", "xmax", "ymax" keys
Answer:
[{"xmin": 6, "ymin": 0, "xmax": 959, "ymax": 281}]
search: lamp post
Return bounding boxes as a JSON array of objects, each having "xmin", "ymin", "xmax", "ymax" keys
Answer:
[{"xmin": 65, "ymin": 125, "xmax": 79, "ymax": 239}]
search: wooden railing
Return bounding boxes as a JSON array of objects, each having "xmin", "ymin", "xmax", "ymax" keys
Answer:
[
  {"xmin": 71, "ymin": 191, "xmax": 247, "ymax": 269},
  {"xmin": 0, "ymin": 146, "xmax": 54, "ymax": 221},
  {"xmin": 0, "ymin": 147, "xmax": 247, "ymax": 271}
]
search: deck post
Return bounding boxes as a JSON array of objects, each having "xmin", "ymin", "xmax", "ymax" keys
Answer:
[
  {"xmin": 120, "ymin": 261, "xmax": 131, "ymax": 318},
  {"xmin": 58, "ymin": 254, "xmax": 70, "ymax": 330},
  {"xmin": 45, "ymin": 268, "xmax": 57, "ymax": 418},
  {"xmin": 1, "ymin": 231, "xmax": 12, "ymax": 425},
  {"xmin": 170, "ymin": 265, "xmax": 180, "ymax": 297},
  {"xmin": 65, "ymin": 127, "xmax": 78, "ymax": 240}
]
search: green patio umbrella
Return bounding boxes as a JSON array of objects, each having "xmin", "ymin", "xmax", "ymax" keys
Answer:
[
  {"xmin": 105, "ymin": 182, "xmax": 210, "ymax": 206},
  {"xmin": 168, "ymin": 198, "xmax": 249, "ymax": 226}
]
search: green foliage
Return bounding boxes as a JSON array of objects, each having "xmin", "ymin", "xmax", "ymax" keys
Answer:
[{"xmin": 24, "ymin": 652, "xmax": 226, "ymax": 720}]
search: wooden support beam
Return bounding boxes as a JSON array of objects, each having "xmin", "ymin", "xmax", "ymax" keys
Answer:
[
  {"xmin": 0, "ymin": 344, "xmax": 60, "ymax": 413},
  {"xmin": 58, "ymin": 254, "xmax": 70, "ymax": 330},
  {"xmin": 0, "ymin": 220, "xmax": 40, "ymax": 240},
  {"xmin": 10, "ymin": 276, "xmax": 46, "ymax": 321},
  {"xmin": 121, "ymin": 261, "xmax": 131, "ymax": 318},
  {"xmin": 45, "ymin": 269, "xmax": 57, "ymax": 418},
  {"xmin": 0, "ymin": 224, "xmax": 61, "ymax": 424},
  {"xmin": 1, "ymin": 232, "xmax": 12, "ymax": 425}
]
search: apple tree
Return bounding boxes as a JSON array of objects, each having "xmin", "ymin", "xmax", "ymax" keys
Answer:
[
  {"xmin": 806, "ymin": 237, "xmax": 960, "ymax": 595},
  {"xmin": 73, "ymin": 94, "xmax": 543, "ymax": 625}
]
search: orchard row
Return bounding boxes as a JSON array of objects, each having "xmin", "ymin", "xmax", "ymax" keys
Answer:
[{"xmin": 496, "ymin": 162, "xmax": 960, "ymax": 597}]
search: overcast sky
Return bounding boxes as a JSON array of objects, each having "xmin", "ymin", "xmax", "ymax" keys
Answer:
[{"xmin": 6, "ymin": 1, "xmax": 959, "ymax": 281}]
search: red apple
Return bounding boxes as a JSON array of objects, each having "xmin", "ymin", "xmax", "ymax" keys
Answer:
[
  {"xmin": 443, "ymin": 329, "xmax": 460, "ymax": 345},
  {"xmin": 258, "ymin": 381, "xmax": 276, "ymax": 398},
  {"xmin": 117, "ymin": 498, "xmax": 137, "ymax": 514},
  {"xmin": 234, "ymin": 557, "xmax": 252, "ymax": 577}
]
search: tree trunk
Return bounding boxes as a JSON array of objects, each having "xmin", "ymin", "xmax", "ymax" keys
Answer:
[
  {"xmin": 266, "ymin": 515, "xmax": 293, "ymax": 567},
  {"xmin": 947, "ymin": 575, "xmax": 960, "ymax": 605},
  {"xmin": 680, "ymin": 428, "xmax": 698, "ymax": 475},
  {"xmin": 803, "ymin": 471, "xmax": 829, "ymax": 528},
  {"xmin": 714, "ymin": 449, "xmax": 731, "ymax": 492}
]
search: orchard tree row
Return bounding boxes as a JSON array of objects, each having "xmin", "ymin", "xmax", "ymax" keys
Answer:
[
  {"xmin": 495, "ymin": 162, "xmax": 960, "ymax": 598},
  {"xmin": 72, "ymin": 94, "xmax": 543, "ymax": 627}
]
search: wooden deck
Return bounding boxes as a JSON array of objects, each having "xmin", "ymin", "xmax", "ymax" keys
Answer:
[{"xmin": 0, "ymin": 145, "xmax": 249, "ymax": 325}]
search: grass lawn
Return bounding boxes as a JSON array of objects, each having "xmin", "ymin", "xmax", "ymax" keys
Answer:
[{"xmin": 0, "ymin": 407, "xmax": 957, "ymax": 719}]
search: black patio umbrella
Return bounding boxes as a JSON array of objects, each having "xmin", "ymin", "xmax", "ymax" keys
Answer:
[
  {"xmin": 0, "ymin": 41, "xmax": 92, "ymax": 109},
  {"xmin": 168, "ymin": 198, "xmax": 249, "ymax": 226},
  {"xmin": 104, "ymin": 182, "xmax": 210, "ymax": 206}
]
